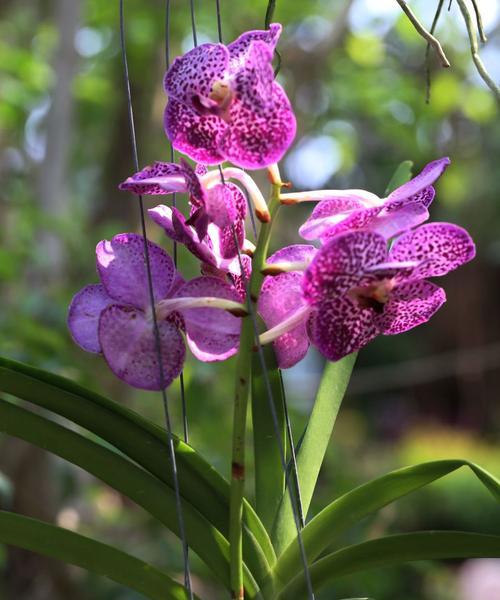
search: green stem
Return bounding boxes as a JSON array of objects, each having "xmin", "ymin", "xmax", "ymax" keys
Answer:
[{"xmin": 230, "ymin": 183, "xmax": 281, "ymax": 599}]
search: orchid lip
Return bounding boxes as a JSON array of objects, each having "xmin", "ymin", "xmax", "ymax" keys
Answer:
[{"xmin": 155, "ymin": 296, "xmax": 248, "ymax": 320}]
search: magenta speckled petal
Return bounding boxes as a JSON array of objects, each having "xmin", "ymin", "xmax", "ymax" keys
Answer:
[
  {"xmin": 299, "ymin": 197, "xmax": 367, "ymax": 240},
  {"xmin": 389, "ymin": 222, "xmax": 476, "ymax": 279},
  {"xmin": 171, "ymin": 208, "xmax": 217, "ymax": 266},
  {"xmin": 217, "ymin": 219, "xmax": 244, "ymax": 259},
  {"xmin": 205, "ymin": 183, "xmax": 239, "ymax": 228},
  {"xmin": 165, "ymin": 100, "xmax": 226, "ymax": 165},
  {"xmin": 267, "ymin": 244, "xmax": 317, "ymax": 265},
  {"xmin": 259, "ymin": 272, "xmax": 309, "ymax": 368},
  {"xmin": 118, "ymin": 162, "xmax": 187, "ymax": 196},
  {"xmin": 68, "ymin": 284, "xmax": 114, "ymax": 353},
  {"xmin": 385, "ymin": 185, "xmax": 435, "ymax": 211},
  {"xmin": 319, "ymin": 206, "xmax": 383, "ymax": 242},
  {"xmin": 227, "ymin": 23, "xmax": 282, "ymax": 68},
  {"xmin": 308, "ymin": 297, "xmax": 378, "ymax": 361},
  {"xmin": 176, "ymin": 276, "xmax": 241, "ymax": 361},
  {"xmin": 369, "ymin": 203, "xmax": 429, "ymax": 239},
  {"xmin": 387, "ymin": 157, "xmax": 450, "ymax": 203},
  {"xmin": 99, "ymin": 305, "xmax": 185, "ymax": 390},
  {"xmin": 376, "ymin": 280, "xmax": 446, "ymax": 334},
  {"xmin": 219, "ymin": 82, "xmax": 296, "ymax": 169},
  {"xmin": 96, "ymin": 233, "xmax": 175, "ymax": 309},
  {"xmin": 164, "ymin": 43, "xmax": 229, "ymax": 108},
  {"xmin": 303, "ymin": 231, "xmax": 388, "ymax": 304},
  {"xmin": 179, "ymin": 158, "xmax": 206, "ymax": 207}
]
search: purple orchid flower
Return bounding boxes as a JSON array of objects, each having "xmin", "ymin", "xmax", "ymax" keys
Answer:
[
  {"xmin": 119, "ymin": 159, "xmax": 248, "ymax": 256},
  {"xmin": 280, "ymin": 157, "xmax": 450, "ymax": 242},
  {"xmin": 302, "ymin": 223, "xmax": 475, "ymax": 360},
  {"xmin": 163, "ymin": 24, "xmax": 296, "ymax": 169},
  {"xmin": 68, "ymin": 233, "xmax": 243, "ymax": 390}
]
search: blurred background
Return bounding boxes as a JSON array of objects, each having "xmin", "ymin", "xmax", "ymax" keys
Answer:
[{"xmin": 1, "ymin": 0, "xmax": 500, "ymax": 598}]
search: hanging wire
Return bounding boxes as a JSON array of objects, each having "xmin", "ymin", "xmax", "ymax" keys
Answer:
[
  {"xmin": 211, "ymin": 4, "xmax": 314, "ymax": 598},
  {"xmin": 119, "ymin": 2, "xmax": 193, "ymax": 596},
  {"xmin": 166, "ymin": 0, "xmax": 190, "ymax": 444}
]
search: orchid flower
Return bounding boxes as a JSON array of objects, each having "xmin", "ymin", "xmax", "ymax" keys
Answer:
[
  {"xmin": 281, "ymin": 157, "xmax": 450, "ymax": 242},
  {"xmin": 163, "ymin": 24, "xmax": 296, "ymax": 168},
  {"xmin": 68, "ymin": 234, "xmax": 244, "ymax": 390}
]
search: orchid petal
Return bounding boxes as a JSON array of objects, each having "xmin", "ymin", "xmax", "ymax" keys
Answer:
[
  {"xmin": 303, "ymin": 231, "xmax": 388, "ymax": 304},
  {"xmin": 96, "ymin": 234, "xmax": 175, "ymax": 309},
  {"xmin": 176, "ymin": 276, "xmax": 241, "ymax": 361},
  {"xmin": 67, "ymin": 284, "xmax": 114, "ymax": 353},
  {"xmin": 164, "ymin": 43, "xmax": 229, "ymax": 108},
  {"xmin": 118, "ymin": 162, "xmax": 187, "ymax": 196},
  {"xmin": 376, "ymin": 280, "xmax": 446, "ymax": 334},
  {"xmin": 227, "ymin": 23, "xmax": 282, "ymax": 69},
  {"xmin": 259, "ymin": 272, "xmax": 310, "ymax": 369},
  {"xmin": 267, "ymin": 244, "xmax": 317, "ymax": 265},
  {"xmin": 99, "ymin": 305, "xmax": 185, "ymax": 390},
  {"xmin": 389, "ymin": 222, "xmax": 476, "ymax": 280},
  {"xmin": 387, "ymin": 157, "xmax": 450, "ymax": 203},
  {"xmin": 164, "ymin": 99, "xmax": 226, "ymax": 165},
  {"xmin": 308, "ymin": 297, "xmax": 378, "ymax": 361}
]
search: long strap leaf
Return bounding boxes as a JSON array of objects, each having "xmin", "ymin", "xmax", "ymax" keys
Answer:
[
  {"xmin": 272, "ymin": 353, "xmax": 357, "ymax": 554},
  {"xmin": 0, "ymin": 356, "xmax": 275, "ymax": 578},
  {"xmin": 252, "ymin": 347, "xmax": 286, "ymax": 532},
  {"xmin": 0, "ymin": 397, "xmax": 261, "ymax": 595},
  {"xmin": 266, "ymin": 459, "xmax": 500, "ymax": 596},
  {"xmin": 279, "ymin": 531, "xmax": 500, "ymax": 598},
  {"xmin": 0, "ymin": 510, "xmax": 196, "ymax": 600}
]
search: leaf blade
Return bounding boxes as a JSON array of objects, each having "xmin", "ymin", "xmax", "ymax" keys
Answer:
[
  {"xmin": 272, "ymin": 353, "xmax": 357, "ymax": 554},
  {"xmin": 0, "ymin": 510, "xmax": 194, "ymax": 600},
  {"xmin": 280, "ymin": 531, "xmax": 500, "ymax": 598}
]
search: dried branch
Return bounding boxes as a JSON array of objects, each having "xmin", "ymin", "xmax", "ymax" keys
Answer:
[
  {"xmin": 425, "ymin": 0, "xmax": 446, "ymax": 103},
  {"xmin": 471, "ymin": 0, "xmax": 488, "ymax": 43},
  {"xmin": 455, "ymin": 0, "xmax": 500, "ymax": 101},
  {"xmin": 395, "ymin": 0, "xmax": 451, "ymax": 67}
]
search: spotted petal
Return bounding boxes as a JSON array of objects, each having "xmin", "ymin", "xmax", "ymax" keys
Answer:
[
  {"xmin": 387, "ymin": 157, "xmax": 450, "ymax": 203},
  {"xmin": 68, "ymin": 284, "xmax": 114, "ymax": 353},
  {"xmin": 376, "ymin": 280, "xmax": 446, "ymax": 334},
  {"xmin": 389, "ymin": 222, "xmax": 476, "ymax": 280},
  {"xmin": 268, "ymin": 244, "xmax": 317, "ymax": 265},
  {"xmin": 96, "ymin": 233, "xmax": 175, "ymax": 309},
  {"xmin": 259, "ymin": 272, "xmax": 309, "ymax": 369},
  {"xmin": 303, "ymin": 231, "xmax": 388, "ymax": 304},
  {"xmin": 99, "ymin": 305, "xmax": 185, "ymax": 390},
  {"xmin": 369, "ymin": 202, "xmax": 429, "ymax": 239},
  {"xmin": 118, "ymin": 162, "xmax": 187, "ymax": 196},
  {"xmin": 219, "ymin": 82, "xmax": 296, "ymax": 169},
  {"xmin": 308, "ymin": 297, "xmax": 378, "ymax": 361},
  {"xmin": 165, "ymin": 99, "xmax": 226, "ymax": 165},
  {"xmin": 164, "ymin": 43, "xmax": 229, "ymax": 108},
  {"xmin": 227, "ymin": 23, "xmax": 282, "ymax": 69},
  {"xmin": 299, "ymin": 197, "xmax": 368, "ymax": 240},
  {"xmin": 176, "ymin": 276, "xmax": 241, "ymax": 361}
]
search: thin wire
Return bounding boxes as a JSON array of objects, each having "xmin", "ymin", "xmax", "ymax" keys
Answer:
[
  {"xmin": 189, "ymin": 0, "xmax": 198, "ymax": 47},
  {"xmin": 119, "ymin": 3, "xmax": 193, "ymax": 597},
  {"xmin": 213, "ymin": 6, "xmax": 314, "ymax": 598},
  {"xmin": 279, "ymin": 370, "xmax": 305, "ymax": 528},
  {"xmin": 215, "ymin": 0, "xmax": 223, "ymax": 44},
  {"xmin": 166, "ymin": 0, "xmax": 189, "ymax": 444}
]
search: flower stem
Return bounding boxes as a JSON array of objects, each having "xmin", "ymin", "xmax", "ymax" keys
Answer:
[{"xmin": 229, "ymin": 182, "xmax": 281, "ymax": 599}]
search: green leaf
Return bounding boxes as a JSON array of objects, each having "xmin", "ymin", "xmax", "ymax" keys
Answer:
[
  {"xmin": 280, "ymin": 531, "xmax": 500, "ymax": 598},
  {"xmin": 252, "ymin": 346, "xmax": 285, "ymax": 532},
  {"xmin": 272, "ymin": 353, "xmax": 357, "ymax": 555},
  {"xmin": 384, "ymin": 160, "xmax": 414, "ymax": 195},
  {"xmin": 0, "ymin": 356, "xmax": 275, "ymax": 586},
  {"xmin": 0, "ymin": 397, "xmax": 263, "ymax": 594},
  {"xmin": 266, "ymin": 459, "xmax": 500, "ymax": 596},
  {"xmin": 0, "ymin": 510, "xmax": 196, "ymax": 600}
]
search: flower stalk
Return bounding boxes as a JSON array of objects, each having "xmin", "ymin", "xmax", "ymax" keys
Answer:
[{"xmin": 229, "ymin": 178, "xmax": 282, "ymax": 599}]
